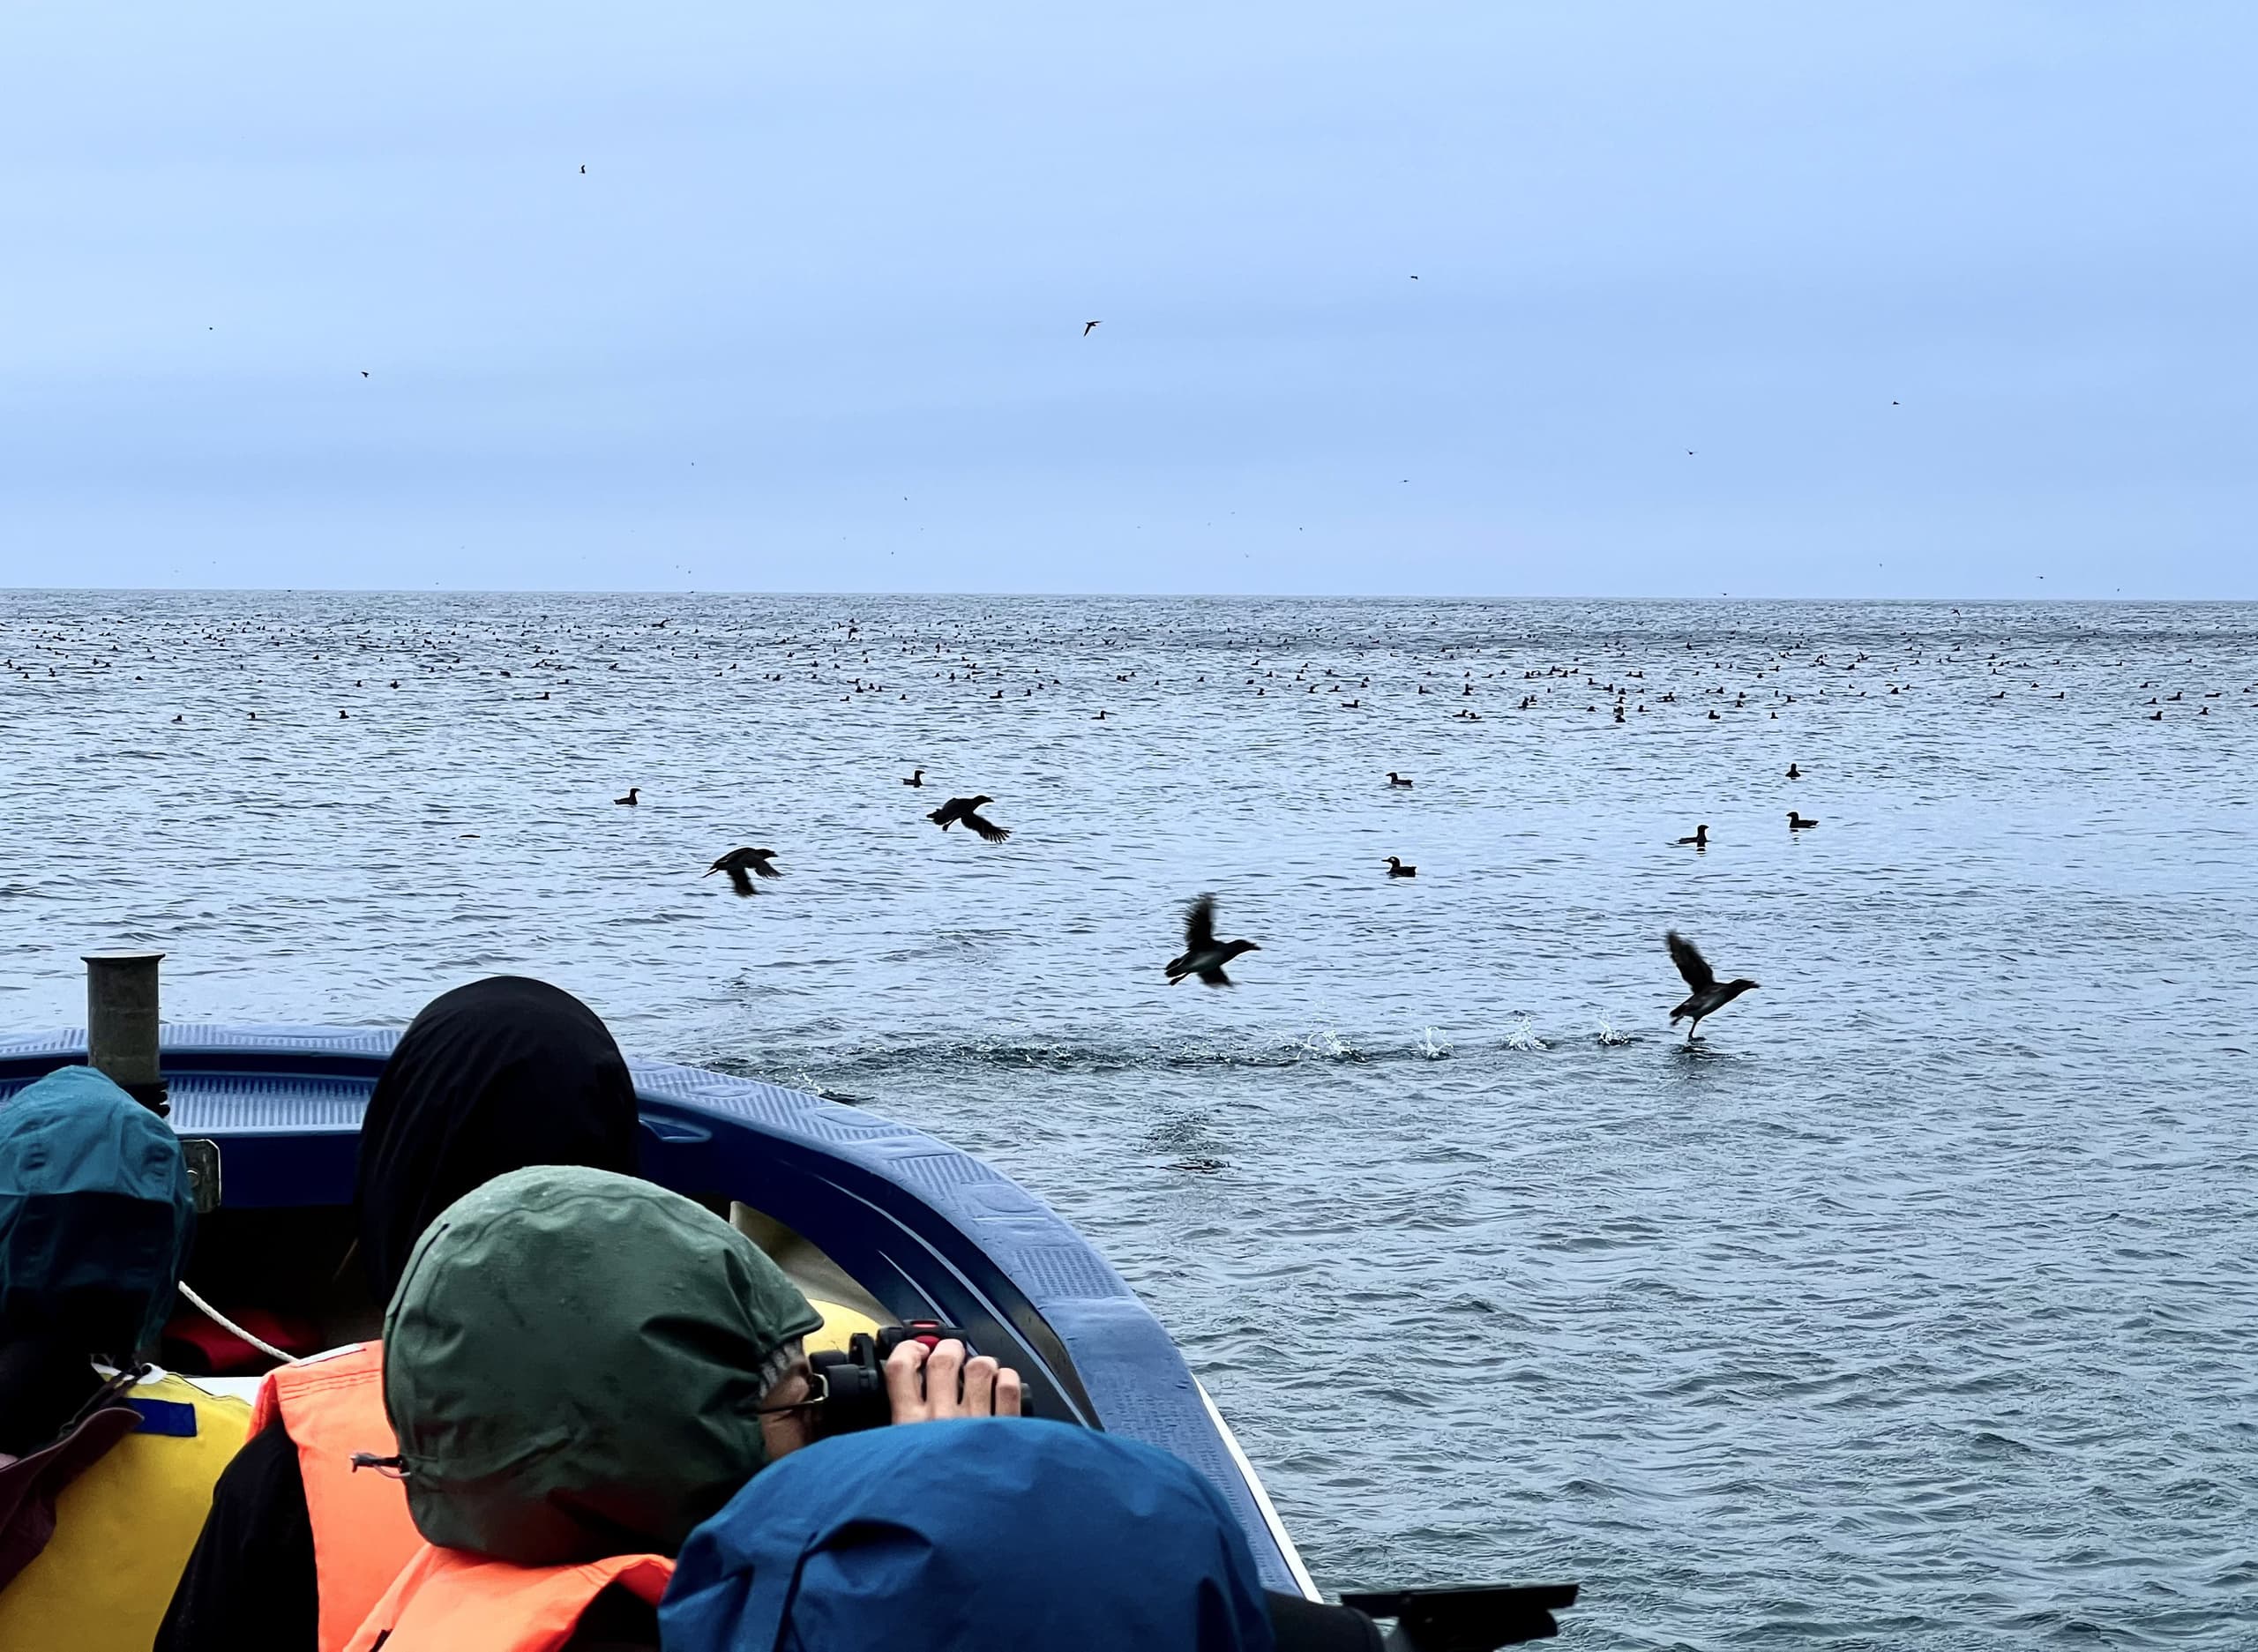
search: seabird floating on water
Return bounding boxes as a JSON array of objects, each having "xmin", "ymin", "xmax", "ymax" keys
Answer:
[
  {"xmin": 615, "ymin": 787, "xmax": 639, "ymax": 805},
  {"xmin": 927, "ymin": 795, "xmax": 1011, "ymax": 843},
  {"xmin": 1165, "ymin": 894, "xmax": 1261, "ymax": 987},
  {"xmin": 1676, "ymin": 824, "xmax": 1708, "ymax": 848},
  {"xmin": 1666, "ymin": 931, "xmax": 1760, "ymax": 1043},
  {"xmin": 1387, "ymin": 772, "xmax": 1413, "ymax": 788},
  {"xmin": 1385, "ymin": 856, "xmax": 1417, "ymax": 878},
  {"xmin": 706, "ymin": 847, "xmax": 781, "ymax": 895},
  {"xmin": 1788, "ymin": 811, "xmax": 1818, "ymax": 829},
  {"xmin": 1786, "ymin": 763, "xmax": 1801, "ymax": 779},
  {"xmin": 903, "ymin": 767, "xmax": 924, "ymax": 787}
]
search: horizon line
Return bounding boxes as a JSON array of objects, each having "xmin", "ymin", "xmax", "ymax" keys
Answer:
[{"xmin": 4, "ymin": 587, "xmax": 2248, "ymax": 605}]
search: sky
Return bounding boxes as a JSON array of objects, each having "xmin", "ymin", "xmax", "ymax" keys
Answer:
[{"xmin": 3, "ymin": 2, "xmax": 2254, "ymax": 597}]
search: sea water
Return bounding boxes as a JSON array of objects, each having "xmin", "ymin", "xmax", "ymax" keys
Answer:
[{"xmin": 3, "ymin": 591, "xmax": 2253, "ymax": 1648}]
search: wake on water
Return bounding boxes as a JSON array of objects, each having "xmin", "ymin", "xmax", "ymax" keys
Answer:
[{"xmin": 709, "ymin": 1014, "xmax": 1668, "ymax": 1095}]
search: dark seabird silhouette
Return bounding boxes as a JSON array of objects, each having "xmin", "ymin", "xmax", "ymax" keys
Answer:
[
  {"xmin": 1165, "ymin": 895, "xmax": 1260, "ymax": 987},
  {"xmin": 705, "ymin": 847, "xmax": 781, "ymax": 895},
  {"xmin": 615, "ymin": 787, "xmax": 639, "ymax": 805},
  {"xmin": 928, "ymin": 795, "xmax": 1011, "ymax": 843},
  {"xmin": 360, "ymin": 371, "xmax": 369, "ymax": 378},
  {"xmin": 1666, "ymin": 931, "xmax": 1760, "ymax": 1043},
  {"xmin": 1677, "ymin": 824, "xmax": 1708, "ymax": 848},
  {"xmin": 579, "ymin": 164, "xmax": 586, "ymax": 173},
  {"xmin": 903, "ymin": 767, "xmax": 924, "ymax": 787},
  {"xmin": 1788, "ymin": 811, "xmax": 1818, "ymax": 829},
  {"xmin": 1083, "ymin": 320, "xmax": 1101, "ymax": 336},
  {"xmin": 1786, "ymin": 763, "xmax": 1801, "ymax": 779},
  {"xmin": 1387, "ymin": 772, "xmax": 1413, "ymax": 788},
  {"xmin": 1385, "ymin": 856, "xmax": 1417, "ymax": 878}
]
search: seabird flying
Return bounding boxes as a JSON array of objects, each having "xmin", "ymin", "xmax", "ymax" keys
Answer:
[
  {"xmin": 927, "ymin": 795, "xmax": 1011, "ymax": 843},
  {"xmin": 1665, "ymin": 931, "xmax": 1760, "ymax": 1043},
  {"xmin": 1083, "ymin": 320, "xmax": 1101, "ymax": 336},
  {"xmin": 706, "ymin": 847, "xmax": 781, "ymax": 896},
  {"xmin": 1165, "ymin": 895, "xmax": 1261, "ymax": 987}
]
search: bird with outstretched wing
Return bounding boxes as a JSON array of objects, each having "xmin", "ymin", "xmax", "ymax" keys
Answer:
[
  {"xmin": 706, "ymin": 847, "xmax": 781, "ymax": 896},
  {"xmin": 927, "ymin": 795, "xmax": 1012, "ymax": 844}
]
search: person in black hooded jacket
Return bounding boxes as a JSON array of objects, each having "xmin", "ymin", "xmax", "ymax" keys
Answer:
[{"xmin": 155, "ymin": 976, "xmax": 644, "ymax": 1652}]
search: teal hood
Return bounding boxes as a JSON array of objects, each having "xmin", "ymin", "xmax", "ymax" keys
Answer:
[{"xmin": 0, "ymin": 1065, "xmax": 193, "ymax": 1357}]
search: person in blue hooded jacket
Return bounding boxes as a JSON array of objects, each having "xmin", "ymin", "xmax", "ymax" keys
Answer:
[
  {"xmin": 660, "ymin": 1417, "xmax": 1275, "ymax": 1652},
  {"xmin": 0, "ymin": 1065, "xmax": 250, "ymax": 1652}
]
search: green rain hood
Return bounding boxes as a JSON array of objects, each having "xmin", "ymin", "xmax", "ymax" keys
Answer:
[{"xmin": 382, "ymin": 1164, "xmax": 822, "ymax": 1566}]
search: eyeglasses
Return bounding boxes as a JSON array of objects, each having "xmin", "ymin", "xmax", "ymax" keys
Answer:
[
  {"xmin": 751, "ymin": 1369, "xmax": 829, "ymax": 1416},
  {"xmin": 346, "ymin": 1375, "xmax": 826, "ymax": 1477}
]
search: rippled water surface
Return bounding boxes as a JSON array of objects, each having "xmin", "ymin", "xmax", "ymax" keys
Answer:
[{"xmin": 4, "ymin": 592, "xmax": 2254, "ymax": 1648}]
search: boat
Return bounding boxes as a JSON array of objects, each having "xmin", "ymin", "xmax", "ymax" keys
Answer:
[
  {"xmin": 2, "ymin": 956, "xmax": 1577, "ymax": 1647},
  {"xmin": 0, "ymin": 1017, "xmax": 1323, "ymax": 1593}
]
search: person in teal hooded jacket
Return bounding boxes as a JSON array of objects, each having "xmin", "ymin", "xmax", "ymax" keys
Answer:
[{"xmin": 0, "ymin": 1065, "xmax": 250, "ymax": 1652}]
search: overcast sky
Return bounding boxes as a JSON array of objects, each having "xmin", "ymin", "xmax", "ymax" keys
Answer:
[{"xmin": 4, "ymin": 3, "xmax": 2253, "ymax": 596}]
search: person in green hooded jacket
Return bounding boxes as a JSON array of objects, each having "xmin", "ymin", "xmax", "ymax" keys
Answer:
[{"xmin": 345, "ymin": 1164, "xmax": 1021, "ymax": 1652}]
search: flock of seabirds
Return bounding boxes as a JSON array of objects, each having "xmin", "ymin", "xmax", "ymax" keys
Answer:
[
  {"xmin": 10, "ymin": 602, "xmax": 2249, "ymax": 1047},
  {"xmin": 667, "ymin": 766, "xmax": 1767, "ymax": 1043}
]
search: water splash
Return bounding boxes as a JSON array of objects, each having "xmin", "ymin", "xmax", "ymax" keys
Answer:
[
  {"xmin": 1504, "ymin": 1014, "xmax": 1549, "ymax": 1051},
  {"xmin": 1295, "ymin": 1025, "xmax": 1362, "ymax": 1062},
  {"xmin": 1595, "ymin": 1018, "xmax": 1633, "ymax": 1047},
  {"xmin": 1414, "ymin": 1026, "xmax": 1453, "ymax": 1060}
]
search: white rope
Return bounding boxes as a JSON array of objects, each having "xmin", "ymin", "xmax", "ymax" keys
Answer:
[{"xmin": 176, "ymin": 1281, "xmax": 303, "ymax": 1366}]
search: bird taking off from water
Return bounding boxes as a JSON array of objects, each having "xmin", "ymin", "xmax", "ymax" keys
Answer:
[
  {"xmin": 1788, "ymin": 811, "xmax": 1819, "ymax": 830},
  {"xmin": 1083, "ymin": 320, "xmax": 1101, "ymax": 336},
  {"xmin": 706, "ymin": 847, "xmax": 781, "ymax": 895},
  {"xmin": 903, "ymin": 767, "xmax": 924, "ymax": 787},
  {"xmin": 928, "ymin": 795, "xmax": 1011, "ymax": 843},
  {"xmin": 615, "ymin": 788, "xmax": 639, "ymax": 805},
  {"xmin": 1666, "ymin": 931, "xmax": 1759, "ymax": 1043},
  {"xmin": 1385, "ymin": 856, "xmax": 1417, "ymax": 878},
  {"xmin": 1166, "ymin": 895, "xmax": 1260, "ymax": 987}
]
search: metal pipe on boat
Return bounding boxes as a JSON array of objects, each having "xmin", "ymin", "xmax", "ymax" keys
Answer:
[{"xmin": 83, "ymin": 949, "xmax": 168, "ymax": 1116}]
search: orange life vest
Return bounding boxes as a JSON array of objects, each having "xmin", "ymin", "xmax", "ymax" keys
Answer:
[
  {"xmin": 341, "ymin": 1543, "xmax": 673, "ymax": 1652},
  {"xmin": 250, "ymin": 1342, "xmax": 423, "ymax": 1652}
]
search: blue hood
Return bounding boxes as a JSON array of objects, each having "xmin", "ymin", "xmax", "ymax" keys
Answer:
[
  {"xmin": 0, "ymin": 1066, "xmax": 193, "ymax": 1357},
  {"xmin": 660, "ymin": 1418, "xmax": 1275, "ymax": 1652}
]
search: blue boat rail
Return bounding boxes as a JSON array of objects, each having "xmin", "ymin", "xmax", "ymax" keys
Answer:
[{"xmin": 0, "ymin": 1023, "xmax": 1317, "ymax": 1596}]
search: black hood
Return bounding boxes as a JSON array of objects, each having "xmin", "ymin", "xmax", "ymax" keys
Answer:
[{"xmin": 353, "ymin": 976, "xmax": 641, "ymax": 1304}]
